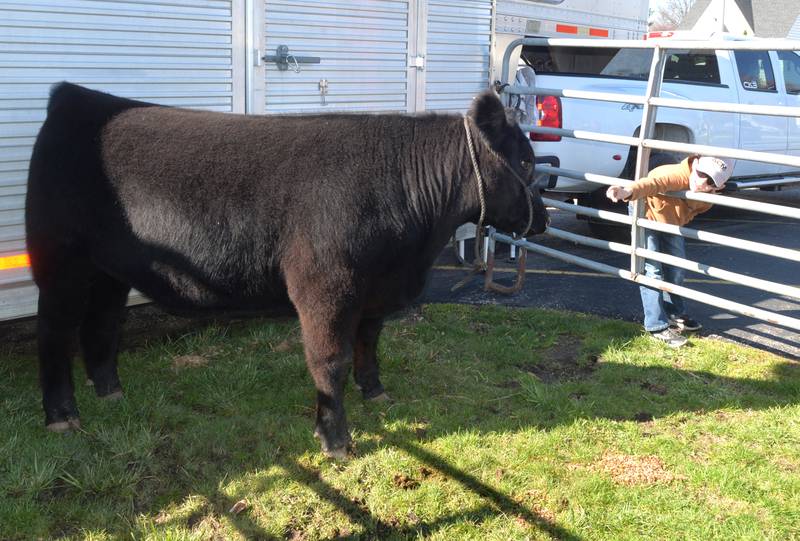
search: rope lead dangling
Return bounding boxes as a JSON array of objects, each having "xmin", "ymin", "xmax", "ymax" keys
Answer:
[{"xmin": 451, "ymin": 116, "xmax": 534, "ymax": 294}]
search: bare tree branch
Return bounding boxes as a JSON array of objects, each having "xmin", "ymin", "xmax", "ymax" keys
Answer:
[{"xmin": 649, "ymin": 0, "xmax": 697, "ymax": 30}]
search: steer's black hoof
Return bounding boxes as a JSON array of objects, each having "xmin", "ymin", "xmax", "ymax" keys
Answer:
[
  {"xmin": 46, "ymin": 418, "xmax": 81, "ymax": 432},
  {"xmin": 100, "ymin": 390, "xmax": 124, "ymax": 401},
  {"xmin": 315, "ymin": 427, "xmax": 352, "ymax": 460},
  {"xmin": 322, "ymin": 445, "xmax": 350, "ymax": 461},
  {"xmin": 360, "ymin": 383, "xmax": 387, "ymax": 401},
  {"xmin": 94, "ymin": 380, "xmax": 124, "ymax": 400}
]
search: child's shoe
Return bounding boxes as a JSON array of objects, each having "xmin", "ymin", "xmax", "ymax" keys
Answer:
[
  {"xmin": 669, "ymin": 316, "xmax": 702, "ymax": 332},
  {"xmin": 650, "ymin": 328, "xmax": 688, "ymax": 348}
]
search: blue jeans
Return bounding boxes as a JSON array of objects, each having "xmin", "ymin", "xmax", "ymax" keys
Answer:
[
  {"xmin": 640, "ymin": 229, "xmax": 687, "ymax": 332},
  {"xmin": 629, "ymin": 204, "xmax": 687, "ymax": 332}
]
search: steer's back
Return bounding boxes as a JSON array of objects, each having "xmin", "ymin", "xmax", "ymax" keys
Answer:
[
  {"xmin": 26, "ymin": 83, "xmax": 449, "ymax": 314},
  {"xmin": 26, "ymin": 83, "xmax": 300, "ymax": 311}
]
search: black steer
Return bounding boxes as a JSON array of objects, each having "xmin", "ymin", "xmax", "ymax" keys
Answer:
[{"xmin": 26, "ymin": 82, "xmax": 548, "ymax": 458}]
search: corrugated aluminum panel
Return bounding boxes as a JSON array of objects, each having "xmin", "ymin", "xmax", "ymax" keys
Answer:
[
  {"xmin": 425, "ymin": 0, "xmax": 492, "ymax": 112},
  {"xmin": 264, "ymin": 0, "xmax": 412, "ymax": 113},
  {"xmin": 0, "ymin": 0, "xmax": 241, "ymax": 320}
]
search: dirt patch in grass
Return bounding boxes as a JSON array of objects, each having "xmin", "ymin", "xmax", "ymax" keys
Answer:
[
  {"xmin": 640, "ymin": 381, "xmax": 668, "ymax": 395},
  {"xmin": 285, "ymin": 528, "xmax": 307, "ymax": 541},
  {"xmin": 631, "ymin": 412, "xmax": 654, "ymax": 423},
  {"xmin": 392, "ymin": 473, "xmax": 420, "ymax": 490},
  {"xmin": 469, "ymin": 322, "xmax": 492, "ymax": 334},
  {"xmin": 171, "ymin": 354, "xmax": 210, "ymax": 371},
  {"xmin": 272, "ymin": 339, "xmax": 297, "ymax": 353},
  {"xmin": 519, "ymin": 336, "xmax": 598, "ymax": 383},
  {"xmin": 773, "ymin": 456, "xmax": 800, "ymax": 473},
  {"xmin": 586, "ymin": 453, "xmax": 684, "ymax": 486},
  {"xmin": 513, "ymin": 490, "xmax": 558, "ymax": 527}
]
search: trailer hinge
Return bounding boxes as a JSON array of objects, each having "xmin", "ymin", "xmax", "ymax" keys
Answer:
[{"xmin": 409, "ymin": 55, "xmax": 425, "ymax": 70}]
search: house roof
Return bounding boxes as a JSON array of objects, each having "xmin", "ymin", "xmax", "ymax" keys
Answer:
[
  {"xmin": 679, "ymin": 0, "xmax": 800, "ymax": 38},
  {"xmin": 680, "ymin": 0, "xmax": 712, "ymax": 30}
]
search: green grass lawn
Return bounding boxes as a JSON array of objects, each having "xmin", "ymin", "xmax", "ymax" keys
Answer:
[{"xmin": 1, "ymin": 304, "xmax": 799, "ymax": 540}]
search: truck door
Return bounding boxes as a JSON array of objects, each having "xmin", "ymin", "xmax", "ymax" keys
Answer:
[
  {"xmin": 776, "ymin": 51, "xmax": 800, "ymax": 167},
  {"xmin": 732, "ymin": 50, "xmax": 788, "ymax": 177}
]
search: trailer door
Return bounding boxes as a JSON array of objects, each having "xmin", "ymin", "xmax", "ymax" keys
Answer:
[
  {"xmin": 262, "ymin": 0, "xmax": 422, "ymax": 113},
  {"xmin": 424, "ymin": 0, "xmax": 492, "ymax": 113},
  {"xmin": 0, "ymin": 0, "xmax": 247, "ymax": 320}
]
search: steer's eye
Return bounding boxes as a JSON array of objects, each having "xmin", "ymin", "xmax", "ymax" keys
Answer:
[{"xmin": 520, "ymin": 160, "xmax": 532, "ymax": 171}]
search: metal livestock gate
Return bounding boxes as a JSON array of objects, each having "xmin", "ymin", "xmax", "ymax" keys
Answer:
[{"xmin": 489, "ymin": 36, "xmax": 800, "ymax": 333}]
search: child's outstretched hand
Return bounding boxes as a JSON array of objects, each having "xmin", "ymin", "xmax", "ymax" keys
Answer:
[{"xmin": 606, "ymin": 186, "xmax": 632, "ymax": 203}]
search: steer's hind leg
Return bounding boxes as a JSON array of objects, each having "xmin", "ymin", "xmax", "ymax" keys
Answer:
[
  {"xmin": 353, "ymin": 316, "xmax": 388, "ymax": 401},
  {"xmin": 80, "ymin": 273, "xmax": 130, "ymax": 399},
  {"xmin": 35, "ymin": 264, "xmax": 92, "ymax": 431}
]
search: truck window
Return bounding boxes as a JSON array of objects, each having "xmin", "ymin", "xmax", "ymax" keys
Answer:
[
  {"xmin": 663, "ymin": 51, "xmax": 721, "ymax": 84},
  {"xmin": 520, "ymin": 46, "xmax": 652, "ymax": 80},
  {"xmin": 734, "ymin": 51, "xmax": 777, "ymax": 92},
  {"xmin": 520, "ymin": 46, "xmax": 721, "ymax": 85},
  {"xmin": 777, "ymin": 51, "xmax": 800, "ymax": 94}
]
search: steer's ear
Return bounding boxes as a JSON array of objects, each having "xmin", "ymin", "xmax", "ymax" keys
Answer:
[{"xmin": 468, "ymin": 90, "xmax": 509, "ymax": 145}]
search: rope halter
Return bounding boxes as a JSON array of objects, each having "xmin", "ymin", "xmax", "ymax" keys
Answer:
[{"xmin": 461, "ymin": 116, "xmax": 535, "ymax": 268}]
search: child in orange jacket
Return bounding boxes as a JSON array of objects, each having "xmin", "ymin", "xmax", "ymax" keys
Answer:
[{"xmin": 606, "ymin": 155, "xmax": 733, "ymax": 347}]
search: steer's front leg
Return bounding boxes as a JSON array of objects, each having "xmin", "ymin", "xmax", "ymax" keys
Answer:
[
  {"xmin": 285, "ymin": 263, "xmax": 359, "ymax": 458},
  {"xmin": 304, "ymin": 330, "xmax": 353, "ymax": 459}
]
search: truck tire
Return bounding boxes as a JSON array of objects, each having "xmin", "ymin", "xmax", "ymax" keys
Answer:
[
  {"xmin": 585, "ymin": 152, "xmax": 678, "ymax": 242},
  {"xmin": 619, "ymin": 150, "xmax": 677, "ymax": 181},
  {"xmin": 584, "ymin": 189, "xmax": 630, "ymax": 243}
]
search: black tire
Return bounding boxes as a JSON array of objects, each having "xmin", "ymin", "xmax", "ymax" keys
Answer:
[
  {"xmin": 585, "ymin": 189, "xmax": 630, "ymax": 243},
  {"xmin": 619, "ymin": 151, "xmax": 677, "ymax": 181},
  {"xmin": 586, "ymin": 152, "xmax": 678, "ymax": 242}
]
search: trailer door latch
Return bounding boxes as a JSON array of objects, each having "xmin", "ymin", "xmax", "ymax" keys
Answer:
[{"xmin": 262, "ymin": 45, "xmax": 321, "ymax": 72}]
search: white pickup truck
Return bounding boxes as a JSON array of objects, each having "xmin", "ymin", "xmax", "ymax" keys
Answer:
[{"xmin": 515, "ymin": 32, "xmax": 800, "ymax": 233}]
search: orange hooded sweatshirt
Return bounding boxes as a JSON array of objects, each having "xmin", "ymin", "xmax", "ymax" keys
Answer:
[{"xmin": 625, "ymin": 157, "xmax": 713, "ymax": 226}]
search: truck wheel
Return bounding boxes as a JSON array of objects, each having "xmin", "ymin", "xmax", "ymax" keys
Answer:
[
  {"xmin": 619, "ymin": 151, "xmax": 677, "ymax": 180},
  {"xmin": 585, "ymin": 189, "xmax": 630, "ymax": 243},
  {"xmin": 586, "ymin": 152, "xmax": 678, "ymax": 242}
]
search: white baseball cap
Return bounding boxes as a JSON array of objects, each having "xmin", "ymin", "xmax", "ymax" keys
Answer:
[{"xmin": 694, "ymin": 156, "xmax": 733, "ymax": 187}]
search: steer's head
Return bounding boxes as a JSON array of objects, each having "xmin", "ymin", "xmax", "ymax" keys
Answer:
[{"xmin": 467, "ymin": 91, "xmax": 549, "ymax": 236}]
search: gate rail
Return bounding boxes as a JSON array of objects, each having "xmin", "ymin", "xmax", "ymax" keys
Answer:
[{"xmin": 490, "ymin": 36, "xmax": 800, "ymax": 332}]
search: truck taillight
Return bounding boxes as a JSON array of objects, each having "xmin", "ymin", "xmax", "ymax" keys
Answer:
[{"xmin": 531, "ymin": 95, "xmax": 562, "ymax": 142}]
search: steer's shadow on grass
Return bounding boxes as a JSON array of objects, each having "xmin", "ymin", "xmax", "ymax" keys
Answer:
[{"xmin": 1, "ymin": 303, "xmax": 798, "ymax": 539}]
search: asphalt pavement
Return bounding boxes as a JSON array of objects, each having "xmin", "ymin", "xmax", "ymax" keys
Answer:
[{"xmin": 422, "ymin": 187, "xmax": 800, "ymax": 361}]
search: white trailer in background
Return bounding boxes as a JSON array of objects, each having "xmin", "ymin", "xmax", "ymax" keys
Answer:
[
  {"xmin": 493, "ymin": 0, "xmax": 648, "ymax": 82},
  {"xmin": 0, "ymin": 0, "xmax": 648, "ymax": 320}
]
